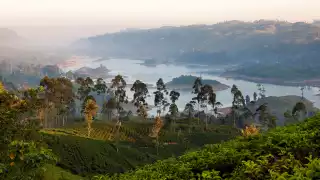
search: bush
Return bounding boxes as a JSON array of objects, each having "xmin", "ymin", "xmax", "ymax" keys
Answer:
[{"xmin": 93, "ymin": 113, "xmax": 320, "ymax": 179}]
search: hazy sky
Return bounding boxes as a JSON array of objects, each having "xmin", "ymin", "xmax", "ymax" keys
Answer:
[
  {"xmin": 1, "ymin": 0, "xmax": 319, "ymax": 26},
  {"xmin": 1, "ymin": 0, "xmax": 319, "ymax": 45}
]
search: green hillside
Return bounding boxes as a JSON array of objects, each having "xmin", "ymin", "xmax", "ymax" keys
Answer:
[
  {"xmin": 94, "ymin": 113, "xmax": 320, "ymax": 180},
  {"xmin": 40, "ymin": 122, "xmax": 238, "ymax": 177}
]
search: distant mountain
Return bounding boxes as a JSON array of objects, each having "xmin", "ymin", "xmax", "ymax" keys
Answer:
[
  {"xmin": 0, "ymin": 28, "xmax": 25, "ymax": 46},
  {"xmin": 72, "ymin": 20, "xmax": 320, "ymax": 65}
]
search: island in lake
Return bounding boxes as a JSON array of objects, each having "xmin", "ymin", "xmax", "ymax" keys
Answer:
[{"xmin": 165, "ymin": 75, "xmax": 229, "ymax": 91}]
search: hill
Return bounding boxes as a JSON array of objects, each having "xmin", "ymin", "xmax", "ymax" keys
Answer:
[
  {"xmin": 166, "ymin": 75, "xmax": 229, "ymax": 91},
  {"xmin": 248, "ymin": 95, "xmax": 317, "ymax": 126},
  {"xmin": 72, "ymin": 20, "xmax": 320, "ymax": 83},
  {"xmin": 0, "ymin": 28, "xmax": 25, "ymax": 46},
  {"xmin": 73, "ymin": 20, "xmax": 320, "ymax": 64},
  {"xmin": 94, "ymin": 113, "xmax": 320, "ymax": 179}
]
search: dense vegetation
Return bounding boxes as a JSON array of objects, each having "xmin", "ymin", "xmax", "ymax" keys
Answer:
[{"xmin": 94, "ymin": 113, "xmax": 320, "ymax": 179}]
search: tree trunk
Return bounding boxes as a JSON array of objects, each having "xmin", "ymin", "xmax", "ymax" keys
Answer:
[
  {"xmin": 197, "ymin": 103, "xmax": 200, "ymax": 124},
  {"xmin": 205, "ymin": 106, "xmax": 208, "ymax": 130},
  {"xmin": 233, "ymin": 111, "xmax": 236, "ymax": 128}
]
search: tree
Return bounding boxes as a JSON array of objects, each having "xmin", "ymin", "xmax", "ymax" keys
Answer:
[
  {"xmin": 131, "ymin": 80, "xmax": 149, "ymax": 120},
  {"xmin": 168, "ymin": 90, "xmax": 180, "ymax": 131},
  {"xmin": 292, "ymin": 101, "xmax": 307, "ymax": 121},
  {"xmin": 110, "ymin": 75, "xmax": 128, "ymax": 121},
  {"xmin": 245, "ymin": 95, "xmax": 251, "ymax": 105},
  {"xmin": 40, "ymin": 76, "xmax": 75, "ymax": 128},
  {"xmin": 253, "ymin": 103, "xmax": 276, "ymax": 130},
  {"xmin": 94, "ymin": 78, "xmax": 108, "ymax": 96},
  {"xmin": 149, "ymin": 116, "xmax": 164, "ymax": 155},
  {"xmin": 76, "ymin": 77, "xmax": 94, "ymax": 101},
  {"xmin": 230, "ymin": 85, "xmax": 245, "ymax": 128},
  {"xmin": 253, "ymin": 92, "xmax": 258, "ymax": 102},
  {"xmin": 257, "ymin": 84, "xmax": 266, "ymax": 99},
  {"xmin": 184, "ymin": 101, "xmax": 195, "ymax": 119},
  {"xmin": 199, "ymin": 84, "xmax": 217, "ymax": 130},
  {"xmin": 191, "ymin": 77, "xmax": 203, "ymax": 119},
  {"xmin": 75, "ymin": 77, "xmax": 94, "ymax": 119},
  {"xmin": 110, "ymin": 75, "xmax": 127, "ymax": 152},
  {"xmin": 102, "ymin": 97, "xmax": 117, "ymax": 121},
  {"xmin": 153, "ymin": 78, "xmax": 169, "ymax": 117},
  {"xmin": 184, "ymin": 101, "xmax": 195, "ymax": 133},
  {"xmin": 300, "ymin": 87, "xmax": 305, "ymax": 100},
  {"xmin": 84, "ymin": 99, "xmax": 98, "ymax": 137}
]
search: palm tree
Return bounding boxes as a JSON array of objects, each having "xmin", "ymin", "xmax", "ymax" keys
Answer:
[{"xmin": 84, "ymin": 99, "xmax": 98, "ymax": 137}]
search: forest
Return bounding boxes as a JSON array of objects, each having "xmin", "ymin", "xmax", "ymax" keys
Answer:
[{"xmin": 0, "ymin": 69, "xmax": 317, "ymax": 180}]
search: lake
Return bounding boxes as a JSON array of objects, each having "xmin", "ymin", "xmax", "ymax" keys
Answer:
[{"xmin": 61, "ymin": 57, "xmax": 320, "ymax": 115}]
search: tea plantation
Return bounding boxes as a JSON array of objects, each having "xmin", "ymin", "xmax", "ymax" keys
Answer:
[{"xmin": 93, "ymin": 114, "xmax": 320, "ymax": 180}]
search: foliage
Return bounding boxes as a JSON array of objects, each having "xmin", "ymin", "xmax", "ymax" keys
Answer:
[
  {"xmin": 84, "ymin": 99, "xmax": 99, "ymax": 137},
  {"xmin": 93, "ymin": 113, "xmax": 320, "ymax": 179},
  {"xmin": 110, "ymin": 75, "xmax": 128, "ymax": 119},
  {"xmin": 131, "ymin": 80, "xmax": 149, "ymax": 120},
  {"xmin": 241, "ymin": 124, "xmax": 259, "ymax": 137},
  {"xmin": 0, "ymin": 141, "xmax": 57, "ymax": 180}
]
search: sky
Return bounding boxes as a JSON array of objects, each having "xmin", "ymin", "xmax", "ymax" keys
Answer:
[{"xmin": 1, "ymin": 0, "xmax": 319, "ymax": 45}]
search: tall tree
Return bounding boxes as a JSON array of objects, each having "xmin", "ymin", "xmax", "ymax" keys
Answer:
[
  {"xmin": 184, "ymin": 101, "xmax": 195, "ymax": 119},
  {"xmin": 191, "ymin": 77, "xmax": 203, "ymax": 118},
  {"xmin": 169, "ymin": 90, "xmax": 180, "ymax": 132},
  {"xmin": 200, "ymin": 84, "xmax": 217, "ymax": 130},
  {"xmin": 84, "ymin": 99, "xmax": 98, "ymax": 137},
  {"xmin": 257, "ymin": 84, "xmax": 266, "ymax": 99},
  {"xmin": 153, "ymin": 78, "xmax": 169, "ymax": 117},
  {"xmin": 131, "ymin": 80, "xmax": 149, "ymax": 120},
  {"xmin": 110, "ymin": 75, "xmax": 128, "ymax": 121},
  {"xmin": 102, "ymin": 97, "xmax": 117, "ymax": 121},
  {"xmin": 76, "ymin": 77, "xmax": 94, "ymax": 117},
  {"xmin": 253, "ymin": 92, "xmax": 258, "ymax": 102},
  {"xmin": 110, "ymin": 75, "xmax": 127, "ymax": 152},
  {"xmin": 300, "ymin": 87, "xmax": 305, "ymax": 100},
  {"xmin": 230, "ymin": 85, "xmax": 245, "ymax": 128},
  {"xmin": 245, "ymin": 95, "xmax": 251, "ymax": 105},
  {"xmin": 76, "ymin": 77, "xmax": 94, "ymax": 101}
]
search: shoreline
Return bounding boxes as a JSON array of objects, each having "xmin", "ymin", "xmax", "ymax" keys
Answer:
[{"xmin": 220, "ymin": 73, "xmax": 320, "ymax": 88}]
